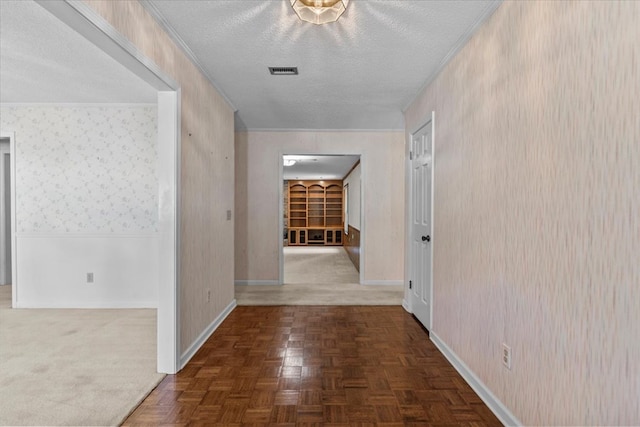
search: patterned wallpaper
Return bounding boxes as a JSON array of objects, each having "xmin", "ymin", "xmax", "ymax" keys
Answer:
[
  {"xmin": 0, "ymin": 105, "xmax": 158, "ymax": 233},
  {"xmin": 405, "ymin": 1, "xmax": 639, "ymax": 425}
]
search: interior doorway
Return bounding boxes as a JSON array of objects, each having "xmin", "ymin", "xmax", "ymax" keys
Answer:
[
  {"xmin": 15, "ymin": 1, "xmax": 180, "ymax": 374},
  {"xmin": 279, "ymin": 154, "xmax": 362, "ymax": 285}
]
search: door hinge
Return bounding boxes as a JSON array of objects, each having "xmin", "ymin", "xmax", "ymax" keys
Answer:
[
  {"xmin": 409, "ymin": 280, "xmax": 412, "ymax": 289},
  {"xmin": 409, "ymin": 151, "xmax": 413, "ymax": 160}
]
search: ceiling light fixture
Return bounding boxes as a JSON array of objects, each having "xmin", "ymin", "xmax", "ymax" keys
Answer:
[
  {"xmin": 284, "ymin": 159, "xmax": 297, "ymax": 167},
  {"xmin": 290, "ymin": 0, "xmax": 349, "ymax": 25}
]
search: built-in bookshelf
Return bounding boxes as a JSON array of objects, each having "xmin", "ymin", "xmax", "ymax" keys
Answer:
[{"xmin": 287, "ymin": 180, "xmax": 343, "ymax": 246}]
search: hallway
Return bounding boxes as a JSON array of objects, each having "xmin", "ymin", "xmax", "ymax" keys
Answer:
[
  {"xmin": 235, "ymin": 247, "xmax": 403, "ymax": 305},
  {"xmin": 124, "ymin": 306, "xmax": 502, "ymax": 425}
]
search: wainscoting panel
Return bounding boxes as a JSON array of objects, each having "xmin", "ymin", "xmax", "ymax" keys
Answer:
[
  {"xmin": 16, "ymin": 234, "xmax": 159, "ymax": 308},
  {"xmin": 344, "ymin": 225, "xmax": 360, "ymax": 272}
]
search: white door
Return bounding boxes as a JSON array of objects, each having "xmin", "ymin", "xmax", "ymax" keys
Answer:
[{"xmin": 410, "ymin": 121, "xmax": 433, "ymax": 329}]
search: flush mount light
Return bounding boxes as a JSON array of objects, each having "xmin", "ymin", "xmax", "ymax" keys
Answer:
[
  {"xmin": 283, "ymin": 159, "xmax": 296, "ymax": 166},
  {"xmin": 290, "ymin": 0, "xmax": 349, "ymax": 25}
]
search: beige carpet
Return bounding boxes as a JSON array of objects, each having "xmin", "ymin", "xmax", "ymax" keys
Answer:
[
  {"xmin": 236, "ymin": 247, "xmax": 404, "ymax": 305},
  {"xmin": 284, "ymin": 246, "xmax": 360, "ymax": 284},
  {"xmin": 0, "ymin": 285, "xmax": 164, "ymax": 426}
]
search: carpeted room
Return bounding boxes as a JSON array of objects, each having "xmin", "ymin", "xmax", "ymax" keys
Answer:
[
  {"xmin": 0, "ymin": 2, "xmax": 167, "ymax": 424},
  {"xmin": 0, "ymin": 285, "xmax": 163, "ymax": 426}
]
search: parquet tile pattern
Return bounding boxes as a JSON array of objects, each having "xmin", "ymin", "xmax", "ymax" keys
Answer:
[{"xmin": 123, "ymin": 306, "xmax": 502, "ymax": 426}]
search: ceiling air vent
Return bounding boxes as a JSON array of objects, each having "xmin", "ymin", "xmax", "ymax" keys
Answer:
[{"xmin": 269, "ymin": 66, "xmax": 298, "ymax": 75}]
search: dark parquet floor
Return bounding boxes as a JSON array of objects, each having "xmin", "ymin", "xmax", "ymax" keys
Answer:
[{"xmin": 123, "ymin": 306, "xmax": 502, "ymax": 426}]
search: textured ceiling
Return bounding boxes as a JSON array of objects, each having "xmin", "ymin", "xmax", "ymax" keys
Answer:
[
  {"xmin": 146, "ymin": 0, "xmax": 501, "ymax": 130},
  {"xmin": 0, "ymin": 0, "xmax": 156, "ymax": 103},
  {"xmin": 283, "ymin": 155, "xmax": 359, "ymax": 180},
  {"xmin": 0, "ymin": 0, "xmax": 501, "ymax": 129}
]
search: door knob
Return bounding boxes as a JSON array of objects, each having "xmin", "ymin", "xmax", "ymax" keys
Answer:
[{"xmin": 422, "ymin": 235, "xmax": 430, "ymax": 242}]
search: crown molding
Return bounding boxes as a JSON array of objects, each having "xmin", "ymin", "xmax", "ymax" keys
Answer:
[
  {"xmin": 138, "ymin": 0, "xmax": 237, "ymax": 112},
  {"xmin": 402, "ymin": 0, "xmax": 503, "ymax": 112}
]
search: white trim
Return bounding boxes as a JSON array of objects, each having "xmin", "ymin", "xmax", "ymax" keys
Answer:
[
  {"xmin": 9, "ymin": 133, "xmax": 15, "ymax": 305},
  {"xmin": 429, "ymin": 111, "xmax": 435, "ymax": 329},
  {"xmin": 36, "ymin": 1, "xmax": 178, "ymax": 91},
  {"xmin": 238, "ymin": 128, "xmax": 404, "ymax": 133},
  {"xmin": 278, "ymin": 151, "xmax": 285, "ymax": 285},
  {"xmin": 138, "ymin": 0, "xmax": 236, "ymax": 111},
  {"xmin": 0, "ymin": 132, "xmax": 16, "ymax": 308},
  {"xmin": 403, "ymin": 126, "xmax": 412, "ymax": 313},
  {"xmin": 361, "ymin": 280, "xmax": 403, "ymax": 286},
  {"xmin": 358, "ymin": 153, "xmax": 365, "ymax": 285},
  {"xmin": 431, "ymin": 332, "xmax": 522, "ymax": 427},
  {"xmin": 173, "ymin": 90, "xmax": 182, "ymax": 375},
  {"xmin": 235, "ymin": 280, "xmax": 280, "ymax": 286},
  {"xmin": 0, "ymin": 103, "xmax": 156, "ymax": 107},
  {"xmin": 157, "ymin": 90, "xmax": 180, "ymax": 374},
  {"xmin": 402, "ymin": 299, "xmax": 410, "ymax": 312},
  {"xmin": 180, "ymin": 299, "xmax": 237, "ymax": 369},
  {"xmin": 401, "ymin": 0, "xmax": 502, "ymax": 112}
]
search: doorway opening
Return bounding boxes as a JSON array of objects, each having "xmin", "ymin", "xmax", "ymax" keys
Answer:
[
  {"xmin": 279, "ymin": 154, "xmax": 361, "ymax": 286},
  {"xmin": 12, "ymin": 1, "xmax": 180, "ymax": 374}
]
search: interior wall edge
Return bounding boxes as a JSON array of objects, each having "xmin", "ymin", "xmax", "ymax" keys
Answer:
[{"xmin": 81, "ymin": 0, "xmax": 236, "ymax": 356}]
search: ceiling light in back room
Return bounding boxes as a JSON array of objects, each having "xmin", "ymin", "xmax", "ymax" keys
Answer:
[{"xmin": 290, "ymin": 0, "xmax": 349, "ymax": 25}]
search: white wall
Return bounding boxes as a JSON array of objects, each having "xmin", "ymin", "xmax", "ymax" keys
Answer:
[
  {"xmin": 405, "ymin": 1, "xmax": 640, "ymax": 425},
  {"xmin": 343, "ymin": 162, "xmax": 361, "ymax": 230},
  {"xmin": 0, "ymin": 105, "xmax": 159, "ymax": 308},
  {"xmin": 235, "ymin": 131, "xmax": 404, "ymax": 285}
]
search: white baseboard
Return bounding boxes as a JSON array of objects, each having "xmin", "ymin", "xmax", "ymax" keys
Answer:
[
  {"xmin": 430, "ymin": 332, "xmax": 521, "ymax": 426},
  {"xmin": 234, "ymin": 280, "xmax": 280, "ymax": 286},
  {"xmin": 180, "ymin": 299, "xmax": 237, "ymax": 369},
  {"xmin": 402, "ymin": 299, "xmax": 411, "ymax": 312},
  {"xmin": 361, "ymin": 280, "xmax": 403, "ymax": 286}
]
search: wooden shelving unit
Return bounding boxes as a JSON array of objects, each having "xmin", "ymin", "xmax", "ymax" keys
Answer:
[
  {"xmin": 287, "ymin": 180, "xmax": 343, "ymax": 246},
  {"xmin": 288, "ymin": 183, "xmax": 307, "ymax": 230}
]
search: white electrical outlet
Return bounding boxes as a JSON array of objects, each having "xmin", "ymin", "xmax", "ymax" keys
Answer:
[
  {"xmin": 87, "ymin": 273, "xmax": 94, "ymax": 283},
  {"xmin": 502, "ymin": 343, "xmax": 512, "ymax": 370}
]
